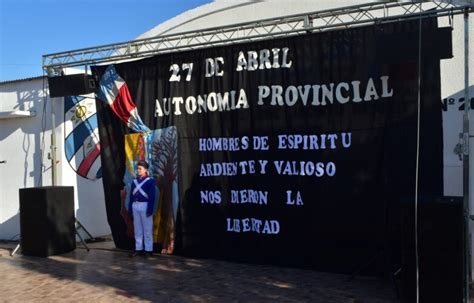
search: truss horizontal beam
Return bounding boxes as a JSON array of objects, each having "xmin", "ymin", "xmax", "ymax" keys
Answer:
[{"xmin": 43, "ymin": 1, "xmax": 473, "ymax": 74}]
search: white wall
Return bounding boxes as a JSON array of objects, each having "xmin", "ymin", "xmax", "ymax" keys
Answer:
[
  {"xmin": 0, "ymin": 78, "xmax": 49, "ymax": 240},
  {"xmin": 440, "ymin": 14, "xmax": 474, "ymax": 198},
  {"xmin": 56, "ymin": 92, "xmax": 110, "ymax": 238},
  {"xmin": 0, "ymin": 77, "xmax": 110, "ymax": 240},
  {"xmin": 439, "ymin": 11, "xmax": 474, "ymax": 275}
]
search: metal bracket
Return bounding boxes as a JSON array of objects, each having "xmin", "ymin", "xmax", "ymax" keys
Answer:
[{"xmin": 463, "ymin": 132, "xmax": 470, "ymax": 155}]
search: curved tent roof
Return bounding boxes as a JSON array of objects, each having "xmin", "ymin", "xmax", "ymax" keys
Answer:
[{"xmin": 137, "ymin": 0, "xmax": 371, "ymax": 39}]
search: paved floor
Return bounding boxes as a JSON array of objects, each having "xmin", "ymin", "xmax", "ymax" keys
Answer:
[{"xmin": 0, "ymin": 240, "xmax": 398, "ymax": 302}]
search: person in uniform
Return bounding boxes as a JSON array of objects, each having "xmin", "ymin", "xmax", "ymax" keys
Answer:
[{"xmin": 128, "ymin": 160, "xmax": 156, "ymax": 258}]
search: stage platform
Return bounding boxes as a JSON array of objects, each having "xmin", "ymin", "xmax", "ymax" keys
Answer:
[{"xmin": 1, "ymin": 238, "xmax": 400, "ymax": 302}]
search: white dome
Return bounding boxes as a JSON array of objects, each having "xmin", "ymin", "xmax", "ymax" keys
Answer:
[{"xmin": 136, "ymin": 0, "xmax": 372, "ymax": 39}]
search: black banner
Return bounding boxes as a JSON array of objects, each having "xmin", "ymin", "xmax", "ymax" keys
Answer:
[{"xmin": 94, "ymin": 18, "xmax": 446, "ymax": 273}]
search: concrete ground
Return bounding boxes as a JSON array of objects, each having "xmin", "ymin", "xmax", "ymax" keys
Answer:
[{"xmin": 0, "ymin": 239, "xmax": 400, "ymax": 302}]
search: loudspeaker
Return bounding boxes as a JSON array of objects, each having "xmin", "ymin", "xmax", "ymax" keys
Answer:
[
  {"xmin": 48, "ymin": 74, "xmax": 97, "ymax": 98},
  {"xmin": 19, "ymin": 186, "xmax": 76, "ymax": 257},
  {"xmin": 376, "ymin": 26, "xmax": 452, "ymax": 63},
  {"xmin": 400, "ymin": 196, "xmax": 463, "ymax": 303}
]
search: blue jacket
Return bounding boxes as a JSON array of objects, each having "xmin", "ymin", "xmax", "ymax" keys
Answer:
[{"xmin": 128, "ymin": 176, "xmax": 156, "ymax": 217}]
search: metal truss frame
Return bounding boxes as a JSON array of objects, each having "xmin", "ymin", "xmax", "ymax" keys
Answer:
[{"xmin": 43, "ymin": 1, "xmax": 473, "ymax": 74}]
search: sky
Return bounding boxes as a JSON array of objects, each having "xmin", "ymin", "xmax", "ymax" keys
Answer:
[{"xmin": 0, "ymin": 0, "xmax": 212, "ymax": 82}]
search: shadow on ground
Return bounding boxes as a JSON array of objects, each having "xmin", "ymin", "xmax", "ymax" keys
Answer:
[{"xmin": 0, "ymin": 242, "xmax": 398, "ymax": 302}]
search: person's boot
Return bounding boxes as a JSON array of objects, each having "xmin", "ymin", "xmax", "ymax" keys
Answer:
[{"xmin": 129, "ymin": 251, "xmax": 142, "ymax": 258}]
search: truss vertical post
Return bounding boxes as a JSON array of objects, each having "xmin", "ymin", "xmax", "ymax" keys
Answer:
[{"xmin": 463, "ymin": 7, "xmax": 471, "ymax": 303}]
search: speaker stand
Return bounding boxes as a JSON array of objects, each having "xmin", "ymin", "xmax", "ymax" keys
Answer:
[
  {"xmin": 348, "ymin": 248, "xmax": 400, "ymax": 298},
  {"xmin": 10, "ymin": 241, "xmax": 21, "ymax": 257},
  {"xmin": 75, "ymin": 220, "xmax": 91, "ymax": 252},
  {"xmin": 11, "ymin": 220, "xmax": 94, "ymax": 255},
  {"xmin": 348, "ymin": 248, "xmax": 393, "ymax": 280}
]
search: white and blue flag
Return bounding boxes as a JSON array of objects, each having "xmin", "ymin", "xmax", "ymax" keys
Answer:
[{"xmin": 64, "ymin": 95, "xmax": 102, "ymax": 180}]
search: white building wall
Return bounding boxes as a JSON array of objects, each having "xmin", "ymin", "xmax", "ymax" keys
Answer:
[
  {"xmin": 57, "ymin": 95, "xmax": 110, "ymax": 238},
  {"xmin": 137, "ymin": 0, "xmax": 371, "ymax": 39},
  {"xmin": 0, "ymin": 78, "xmax": 49, "ymax": 240},
  {"xmin": 439, "ymin": 14, "xmax": 474, "ymax": 198},
  {"xmin": 0, "ymin": 77, "xmax": 110, "ymax": 240},
  {"xmin": 439, "ymin": 12, "xmax": 474, "ymax": 275}
]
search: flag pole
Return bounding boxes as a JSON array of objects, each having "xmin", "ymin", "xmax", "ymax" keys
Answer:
[{"xmin": 463, "ymin": 8, "xmax": 471, "ymax": 303}]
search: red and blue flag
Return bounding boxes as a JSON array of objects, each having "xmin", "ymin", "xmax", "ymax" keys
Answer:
[{"xmin": 97, "ymin": 65, "xmax": 150, "ymax": 133}]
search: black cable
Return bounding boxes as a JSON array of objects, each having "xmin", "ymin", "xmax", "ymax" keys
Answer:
[
  {"xmin": 37, "ymin": 71, "xmax": 48, "ymax": 187},
  {"xmin": 414, "ymin": 1, "xmax": 423, "ymax": 302}
]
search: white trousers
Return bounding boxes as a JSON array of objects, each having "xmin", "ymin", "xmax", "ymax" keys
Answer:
[{"xmin": 132, "ymin": 202, "xmax": 153, "ymax": 252}]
